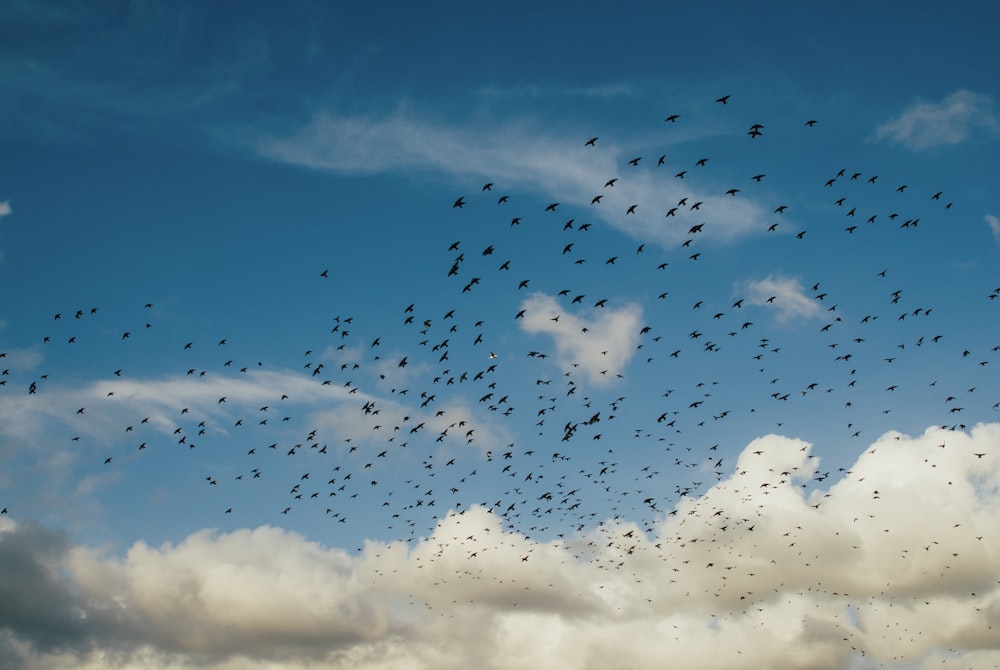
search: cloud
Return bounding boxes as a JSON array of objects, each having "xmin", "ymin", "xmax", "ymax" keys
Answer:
[
  {"xmin": 0, "ymin": 366, "xmax": 505, "ymax": 460},
  {"xmin": 987, "ymin": 214, "xmax": 1000, "ymax": 246},
  {"xmin": 741, "ymin": 275, "xmax": 822, "ymax": 323},
  {"xmin": 256, "ymin": 112, "xmax": 778, "ymax": 249},
  {"xmin": 875, "ymin": 90, "xmax": 999, "ymax": 151},
  {"xmin": 71, "ymin": 525, "xmax": 388, "ymax": 657},
  {"xmin": 516, "ymin": 292, "xmax": 643, "ymax": 384},
  {"xmin": 0, "ymin": 200, "xmax": 9, "ymax": 263},
  {"xmin": 1, "ymin": 423, "xmax": 999, "ymax": 669},
  {"xmin": 0, "ymin": 347, "xmax": 42, "ymax": 372},
  {"xmin": 0, "ymin": 521, "xmax": 90, "ymax": 652},
  {"xmin": 0, "ymin": 369, "xmax": 354, "ymax": 450},
  {"xmin": 477, "ymin": 82, "xmax": 639, "ymax": 101},
  {"xmin": 309, "ymin": 391, "xmax": 511, "ymax": 455},
  {"xmin": 0, "ymin": 366, "xmax": 512, "ymax": 523}
]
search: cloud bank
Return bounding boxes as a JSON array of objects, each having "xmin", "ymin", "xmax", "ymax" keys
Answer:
[{"xmin": 2, "ymin": 423, "xmax": 999, "ymax": 670}]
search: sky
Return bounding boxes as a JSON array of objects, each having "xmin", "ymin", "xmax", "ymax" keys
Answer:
[{"xmin": 1, "ymin": 1, "xmax": 999, "ymax": 668}]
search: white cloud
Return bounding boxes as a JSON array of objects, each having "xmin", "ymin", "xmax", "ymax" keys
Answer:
[
  {"xmin": 517, "ymin": 292, "xmax": 642, "ymax": 385},
  {"xmin": 875, "ymin": 90, "xmax": 999, "ymax": 151},
  {"xmin": 256, "ymin": 112, "xmax": 777, "ymax": 249},
  {"xmin": 0, "ymin": 346, "xmax": 42, "ymax": 371},
  {"xmin": 2, "ymin": 423, "xmax": 999, "ymax": 669},
  {"xmin": 986, "ymin": 214, "xmax": 1000, "ymax": 246},
  {"xmin": 71, "ymin": 525, "xmax": 387, "ymax": 656},
  {"xmin": 0, "ymin": 199, "xmax": 9, "ymax": 264},
  {"xmin": 0, "ymin": 369, "xmax": 354, "ymax": 449},
  {"xmin": 741, "ymin": 275, "xmax": 821, "ymax": 323},
  {"xmin": 0, "ymin": 366, "xmax": 511, "ymax": 509}
]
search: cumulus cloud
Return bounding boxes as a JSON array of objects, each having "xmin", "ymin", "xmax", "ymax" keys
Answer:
[
  {"xmin": 987, "ymin": 214, "xmax": 1000, "ymax": 246},
  {"xmin": 516, "ymin": 292, "xmax": 643, "ymax": 384},
  {"xmin": 71, "ymin": 525, "xmax": 389, "ymax": 657},
  {"xmin": 257, "ymin": 112, "xmax": 776, "ymax": 249},
  {"xmin": 1, "ymin": 423, "xmax": 999, "ymax": 669},
  {"xmin": 875, "ymin": 90, "xmax": 999, "ymax": 151},
  {"xmin": 741, "ymin": 275, "xmax": 821, "ymax": 323}
]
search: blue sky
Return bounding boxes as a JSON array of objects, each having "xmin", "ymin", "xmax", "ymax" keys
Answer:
[{"xmin": 1, "ymin": 2, "xmax": 999, "ymax": 669}]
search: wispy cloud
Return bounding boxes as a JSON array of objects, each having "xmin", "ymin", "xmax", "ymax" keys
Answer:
[
  {"xmin": 477, "ymin": 82, "xmax": 639, "ymax": 101},
  {"xmin": 0, "ymin": 346, "xmax": 42, "ymax": 372},
  {"xmin": 0, "ymin": 366, "xmax": 510, "ymax": 501},
  {"xmin": 741, "ymin": 275, "xmax": 821, "ymax": 323},
  {"xmin": 986, "ymin": 214, "xmax": 1000, "ymax": 246},
  {"xmin": 0, "ymin": 199, "xmax": 9, "ymax": 264},
  {"xmin": 256, "ymin": 112, "xmax": 778, "ymax": 249},
  {"xmin": 0, "ymin": 369, "xmax": 352, "ymax": 447},
  {"xmin": 517, "ymin": 292, "xmax": 642, "ymax": 385},
  {"xmin": 875, "ymin": 90, "xmax": 999, "ymax": 151},
  {"xmin": 2, "ymin": 423, "xmax": 999, "ymax": 669}
]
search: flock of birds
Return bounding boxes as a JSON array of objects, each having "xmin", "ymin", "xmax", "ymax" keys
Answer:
[{"xmin": 2, "ymin": 94, "xmax": 999, "ymax": 661}]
